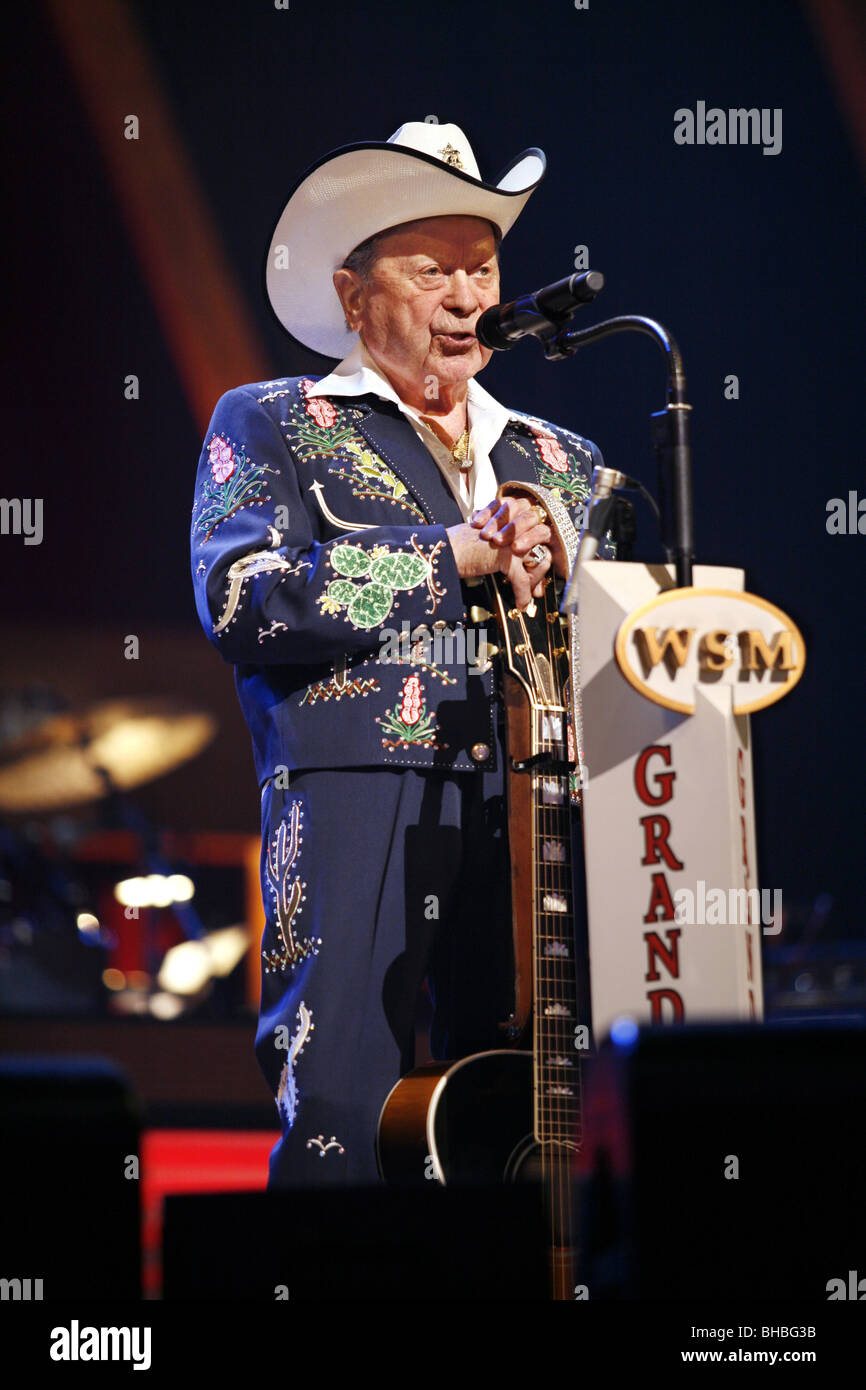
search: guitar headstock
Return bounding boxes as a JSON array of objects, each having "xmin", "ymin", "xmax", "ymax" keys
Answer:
[{"xmin": 484, "ymin": 572, "xmax": 571, "ymax": 718}]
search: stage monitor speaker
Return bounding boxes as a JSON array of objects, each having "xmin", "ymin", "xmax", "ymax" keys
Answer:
[
  {"xmin": 0, "ymin": 1055, "xmax": 142, "ymax": 1300},
  {"xmin": 163, "ymin": 1185, "xmax": 549, "ymax": 1300},
  {"xmin": 575, "ymin": 1020, "xmax": 866, "ymax": 1300}
]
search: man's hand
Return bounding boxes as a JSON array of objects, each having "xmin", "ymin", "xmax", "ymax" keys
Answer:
[{"xmin": 446, "ymin": 495, "xmax": 561, "ymax": 610}]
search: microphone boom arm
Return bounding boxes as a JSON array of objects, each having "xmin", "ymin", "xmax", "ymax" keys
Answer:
[{"xmin": 550, "ymin": 314, "xmax": 695, "ymax": 588}]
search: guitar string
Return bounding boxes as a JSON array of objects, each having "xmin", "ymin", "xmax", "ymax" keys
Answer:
[
  {"xmin": 536, "ymin": 581, "xmax": 573, "ymax": 1252},
  {"xmin": 514, "ymin": 594, "xmax": 567, "ymax": 1238},
  {"xmin": 518, "ymin": 579, "xmax": 581, "ymax": 1253}
]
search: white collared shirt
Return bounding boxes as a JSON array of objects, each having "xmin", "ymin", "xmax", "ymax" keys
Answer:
[{"xmin": 305, "ymin": 340, "xmax": 513, "ymax": 520}]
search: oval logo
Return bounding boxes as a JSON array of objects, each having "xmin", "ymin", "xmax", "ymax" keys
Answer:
[{"xmin": 614, "ymin": 587, "xmax": 806, "ymax": 714}]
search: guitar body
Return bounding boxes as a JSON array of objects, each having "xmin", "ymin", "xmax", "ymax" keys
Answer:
[
  {"xmin": 377, "ymin": 1049, "xmax": 534, "ymax": 1187},
  {"xmin": 377, "ymin": 1049, "xmax": 577, "ymax": 1297}
]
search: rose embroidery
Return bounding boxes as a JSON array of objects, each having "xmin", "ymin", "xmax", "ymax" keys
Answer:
[
  {"xmin": 195, "ymin": 439, "xmax": 278, "ymax": 540},
  {"xmin": 306, "ymin": 396, "xmax": 338, "ymax": 429},
  {"xmin": 209, "ymin": 435, "xmax": 236, "ymax": 483},
  {"xmin": 536, "ymin": 435, "xmax": 569, "ymax": 474},
  {"xmin": 299, "ymin": 378, "xmax": 339, "ymax": 429}
]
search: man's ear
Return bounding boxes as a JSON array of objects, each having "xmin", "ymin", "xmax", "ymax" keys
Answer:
[{"xmin": 333, "ymin": 268, "xmax": 365, "ymax": 333}]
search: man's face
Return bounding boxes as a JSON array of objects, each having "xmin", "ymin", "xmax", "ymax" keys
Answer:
[{"xmin": 339, "ymin": 215, "xmax": 500, "ymax": 406}]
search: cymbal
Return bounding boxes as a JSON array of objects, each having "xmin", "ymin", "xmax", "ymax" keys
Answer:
[{"xmin": 0, "ymin": 698, "xmax": 217, "ymax": 813}]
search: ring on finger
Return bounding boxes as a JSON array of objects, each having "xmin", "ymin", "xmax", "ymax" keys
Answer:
[
  {"xmin": 530, "ymin": 504, "xmax": 548, "ymax": 526},
  {"xmin": 523, "ymin": 543, "xmax": 551, "ymax": 571}
]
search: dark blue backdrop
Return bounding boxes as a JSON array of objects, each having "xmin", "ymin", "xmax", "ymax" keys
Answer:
[{"xmin": 9, "ymin": 0, "xmax": 866, "ymax": 942}]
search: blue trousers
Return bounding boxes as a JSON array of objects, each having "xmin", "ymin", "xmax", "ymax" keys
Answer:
[{"xmin": 254, "ymin": 727, "xmax": 517, "ymax": 1188}]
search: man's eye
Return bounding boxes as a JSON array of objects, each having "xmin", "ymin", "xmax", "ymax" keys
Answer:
[{"xmin": 422, "ymin": 266, "xmax": 442, "ymax": 277}]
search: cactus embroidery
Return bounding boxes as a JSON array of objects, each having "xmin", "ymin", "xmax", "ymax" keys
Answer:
[
  {"xmin": 317, "ymin": 535, "xmax": 447, "ymax": 629},
  {"xmin": 262, "ymin": 802, "xmax": 321, "ymax": 974}
]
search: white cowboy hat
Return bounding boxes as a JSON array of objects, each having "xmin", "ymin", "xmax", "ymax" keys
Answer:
[{"xmin": 264, "ymin": 121, "xmax": 546, "ymax": 359}]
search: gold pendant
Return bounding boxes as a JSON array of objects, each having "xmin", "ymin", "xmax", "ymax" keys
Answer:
[{"xmin": 450, "ymin": 428, "xmax": 472, "ymax": 469}]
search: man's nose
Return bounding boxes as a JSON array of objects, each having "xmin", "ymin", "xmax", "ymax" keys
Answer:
[{"xmin": 443, "ymin": 271, "xmax": 479, "ymax": 314}]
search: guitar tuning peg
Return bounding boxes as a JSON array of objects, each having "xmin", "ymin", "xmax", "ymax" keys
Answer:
[
  {"xmin": 472, "ymin": 641, "xmax": 500, "ymax": 673},
  {"xmin": 469, "ymin": 605, "xmax": 494, "ymax": 623}
]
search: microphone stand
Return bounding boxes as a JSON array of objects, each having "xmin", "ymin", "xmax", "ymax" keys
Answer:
[{"xmin": 547, "ymin": 315, "xmax": 695, "ymax": 588}]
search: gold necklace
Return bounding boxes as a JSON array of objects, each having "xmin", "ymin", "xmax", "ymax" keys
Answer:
[
  {"xmin": 449, "ymin": 427, "xmax": 472, "ymax": 471},
  {"xmin": 420, "ymin": 415, "xmax": 474, "ymax": 472}
]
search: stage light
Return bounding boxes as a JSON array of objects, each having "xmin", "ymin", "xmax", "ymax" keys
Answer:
[
  {"xmin": 166, "ymin": 874, "xmax": 194, "ymax": 902},
  {"xmin": 204, "ymin": 926, "xmax": 248, "ymax": 978},
  {"xmin": 149, "ymin": 991, "xmax": 185, "ymax": 1020},
  {"xmin": 113, "ymin": 873, "xmax": 196, "ymax": 908},
  {"xmin": 610, "ymin": 1016, "xmax": 640, "ymax": 1048},
  {"xmin": 156, "ymin": 926, "xmax": 248, "ymax": 997},
  {"xmin": 157, "ymin": 940, "xmax": 211, "ymax": 996}
]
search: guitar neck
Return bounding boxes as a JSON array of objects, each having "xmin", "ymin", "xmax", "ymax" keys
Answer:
[
  {"xmin": 485, "ymin": 508, "xmax": 585, "ymax": 1296},
  {"xmin": 532, "ymin": 706, "xmax": 582, "ymax": 1152},
  {"xmin": 485, "ymin": 568, "xmax": 584, "ymax": 1155}
]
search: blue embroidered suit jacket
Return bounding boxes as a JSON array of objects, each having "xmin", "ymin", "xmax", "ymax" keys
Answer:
[{"xmin": 190, "ymin": 375, "xmax": 609, "ymax": 784}]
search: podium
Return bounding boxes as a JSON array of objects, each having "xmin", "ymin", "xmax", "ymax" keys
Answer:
[{"xmin": 576, "ymin": 561, "xmax": 805, "ymax": 1042}]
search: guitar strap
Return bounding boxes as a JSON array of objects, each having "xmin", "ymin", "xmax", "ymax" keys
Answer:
[{"xmin": 495, "ymin": 481, "xmax": 585, "ymax": 800}]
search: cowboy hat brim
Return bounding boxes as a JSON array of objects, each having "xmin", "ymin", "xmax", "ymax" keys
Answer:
[{"xmin": 264, "ymin": 140, "xmax": 546, "ymax": 360}]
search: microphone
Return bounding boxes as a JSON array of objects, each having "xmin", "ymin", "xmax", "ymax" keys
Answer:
[
  {"xmin": 475, "ymin": 270, "xmax": 605, "ymax": 350},
  {"xmin": 561, "ymin": 466, "xmax": 630, "ymax": 613}
]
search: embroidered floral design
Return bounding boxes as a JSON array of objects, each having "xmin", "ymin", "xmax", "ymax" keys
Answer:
[
  {"xmin": 284, "ymin": 382, "xmax": 426, "ymax": 520},
  {"xmin": 399, "ymin": 674, "xmax": 423, "ymax": 723},
  {"xmin": 316, "ymin": 536, "xmax": 447, "ymax": 629},
  {"xmin": 282, "ymin": 379, "xmax": 357, "ymax": 461},
  {"xmin": 377, "ymin": 674, "xmax": 444, "ymax": 749},
  {"xmin": 529, "ymin": 429, "xmax": 593, "ymax": 502},
  {"xmin": 536, "ymin": 436, "xmax": 569, "ymax": 474},
  {"xmin": 304, "ymin": 394, "xmax": 338, "ymax": 430},
  {"xmin": 327, "ymin": 441, "xmax": 425, "ymax": 519},
  {"xmin": 209, "ymin": 435, "xmax": 236, "ymax": 483},
  {"xmin": 195, "ymin": 434, "xmax": 279, "ymax": 540},
  {"xmin": 262, "ymin": 802, "xmax": 322, "ymax": 974},
  {"xmin": 276, "ymin": 1000, "xmax": 314, "ymax": 1129}
]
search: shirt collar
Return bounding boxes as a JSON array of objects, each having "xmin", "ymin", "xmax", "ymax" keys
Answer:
[{"xmin": 306, "ymin": 339, "xmax": 515, "ymax": 438}]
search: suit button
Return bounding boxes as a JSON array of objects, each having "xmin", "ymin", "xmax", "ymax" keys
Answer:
[{"xmin": 470, "ymin": 742, "xmax": 491, "ymax": 763}]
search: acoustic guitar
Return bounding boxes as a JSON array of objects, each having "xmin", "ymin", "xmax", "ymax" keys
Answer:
[{"xmin": 376, "ymin": 483, "xmax": 586, "ymax": 1300}]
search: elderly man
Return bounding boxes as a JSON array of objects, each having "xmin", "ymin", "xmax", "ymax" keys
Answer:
[{"xmin": 191, "ymin": 121, "xmax": 609, "ymax": 1187}]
